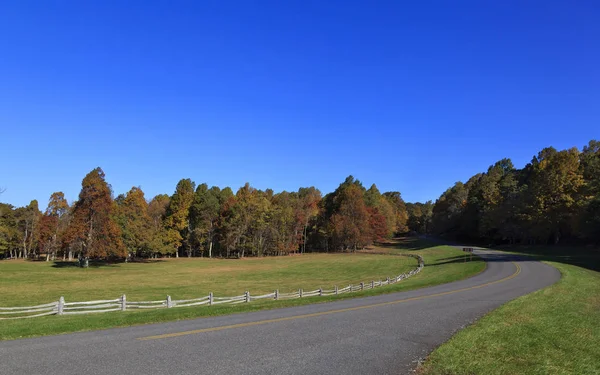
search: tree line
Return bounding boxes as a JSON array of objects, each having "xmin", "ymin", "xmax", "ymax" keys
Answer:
[
  {"xmin": 420, "ymin": 140, "xmax": 600, "ymax": 245},
  {"xmin": 2, "ymin": 139, "xmax": 596, "ymax": 260},
  {"xmin": 0, "ymin": 171, "xmax": 409, "ymax": 260}
]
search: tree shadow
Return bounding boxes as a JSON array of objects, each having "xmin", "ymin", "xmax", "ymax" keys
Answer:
[
  {"xmin": 426, "ymin": 246, "xmax": 600, "ymax": 273},
  {"xmin": 51, "ymin": 261, "xmax": 120, "ymax": 269},
  {"xmin": 375, "ymin": 236, "xmax": 441, "ymax": 251},
  {"xmin": 493, "ymin": 245, "xmax": 600, "ymax": 273},
  {"xmin": 426, "ymin": 255, "xmax": 482, "ymax": 266}
]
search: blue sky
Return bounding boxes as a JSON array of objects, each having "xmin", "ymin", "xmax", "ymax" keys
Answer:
[{"xmin": 1, "ymin": 1, "xmax": 598, "ymax": 208}]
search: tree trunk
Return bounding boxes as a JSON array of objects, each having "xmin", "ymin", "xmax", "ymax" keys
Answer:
[
  {"xmin": 23, "ymin": 226, "xmax": 28, "ymax": 259},
  {"xmin": 303, "ymin": 223, "xmax": 308, "ymax": 253}
]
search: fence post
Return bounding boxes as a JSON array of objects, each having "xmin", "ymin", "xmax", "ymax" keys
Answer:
[
  {"xmin": 166, "ymin": 295, "xmax": 172, "ymax": 308},
  {"xmin": 387, "ymin": 277, "xmax": 390, "ymax": 284},
  {"xmin": 121, "ymin": 294, "xmax": 127, "ymax": 311},
  {"xmin": 349, "ymin": 284, "xmax": 353, "ymax": 292},
  {"xmin": 299, "ymin": 288, "xmax": 303, "ymax": 298},
  {"xmin": 319, "ymin": 288, "xmax": 322, "ymax": 296},
  {"xmin": 335, "ymin": 285, "xmax": 338, "ymax": 295},
  {"xmin": 360, "ymin": 282, "xmax": 364, "ymax": 291},
  {"xmin": 245, "ymin": 291, "xmax": 250, "ymax": 303},
  {"xmin": 275, "ymin": 289, "xmax": 279, "ymax": 300},
  {"xmin": 209, "ymin": 292, "xmax": 213, "ymax": 306},
  {"xmin": 371, "ymin": 280, "xmax": 374, "ymax": 289},
  {"xmin": 58, "ymin": 296, "xmax": 64, "ymax": 315}
]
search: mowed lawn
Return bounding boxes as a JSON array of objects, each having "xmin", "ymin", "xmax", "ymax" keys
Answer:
[
  {"xmin": 0, "ymin": 253, "xmax": 416, "ymax": 306},
  {"xmin": 419, "ymin": 247, "xmax": 600, "ymax": 375},
  {"xmin": 0, "ymin": 238, "xmax": 485, "ymax": 340}
]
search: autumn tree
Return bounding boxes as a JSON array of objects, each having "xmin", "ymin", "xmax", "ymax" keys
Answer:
[
  {"xmin": 189, "ymin": 184, "xmax": 222, "ymax": 257},
  {"xmin": 67, "ymin": 168, "xmax": 125, "ymax": 260},
  {"xmin": 147, "ymin": 194, "xmax": 171, "ymax": 257},
  {"xmin": 578, "ymin": 140, "xmax": 600, "ymax": 242},
  {"xmin": 164, "ymin": 179, "xmax": 195, "ymax": 257},
  {"xmin": 382, "ymin": 191, "xmax": 409, "ymax": 234},
  {"xmin": 406, "ymin": 201, "xmax": 433, "ymax": 235},
  {"xmin": 431, "ymin": 181, "xmax": 469, "ymax": 238},
  {"xmin": 115, "ymin": 187, "xmax": 153, "ymax": 257},
  {"xmin": 219, "ymin": 183, "xmax": 273, "ymax": 258},
  {"xmin": 269, "ymin": 191, "xmax": 298, "ymax": 255},
  {"xmin": 428, "ymin": 141, "xmax": 598, "ymax": 246},
  {"xmin": 330, "ymin": 184, "xmax": 371, "ymax": 251},
  {"xmin": 0, "ymin": 203, "xmax": 19, "ymax": 258},
  {"xmin": 365, "ymin": 185, "xmax": 397, "ymax": 239},
  {"xmin": 297, "ymin": 187, "xmax": 321, "ymax": 253},
  {"xmin": 15, "ymin": 200, "xmax": 41, "ymax": 259},
  {"xmin": 525, "ymin": 147, "xmax": 584, "ymax": 244},
  {"xmin": 38, "ymin": 192, "xmax": 69, "ymax": 261}
]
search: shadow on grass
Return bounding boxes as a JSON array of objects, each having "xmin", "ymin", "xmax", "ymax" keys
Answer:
[
  {"xmin": 52, "ymin": 261, "xmax": 120, "ymax": 269},
  {"xmin": 493, "ymin": 245, "xmax": 600, "ymax": 272},
  {"xmin": 427, "ymin": 255, "xmax": 481, "ymax": 266},
  {"xmin": 51, "ymin": 258, "xmax": 166, "ymax": 268},
  {"xmin": 375, "ymin": 236, "xmax": 440, "ymax": 251}
]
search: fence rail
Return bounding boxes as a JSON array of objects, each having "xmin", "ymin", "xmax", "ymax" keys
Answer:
[{"xmin": 0, "ymin": 254, "xmax": 424, "ymax": 320}]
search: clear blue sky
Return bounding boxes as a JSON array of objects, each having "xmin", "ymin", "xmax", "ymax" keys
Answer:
[{"xmin": 1, "ymin": 1, "xmax": 598, "ymax": 208}]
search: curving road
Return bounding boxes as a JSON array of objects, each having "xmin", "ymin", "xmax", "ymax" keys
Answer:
[{"xmin": 0, "ymin": 250, "xmax": 560, "ymax": 375}]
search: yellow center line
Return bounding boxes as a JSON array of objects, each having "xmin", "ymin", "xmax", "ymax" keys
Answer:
[{"xmin": 138, "ymin": 261, "xmax": 521, "ymax": 341}]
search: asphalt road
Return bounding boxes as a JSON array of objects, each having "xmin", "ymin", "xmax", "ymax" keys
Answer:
[{"xmin": 0, "ymin": 250, "xmax": 560, "ymax": 375}]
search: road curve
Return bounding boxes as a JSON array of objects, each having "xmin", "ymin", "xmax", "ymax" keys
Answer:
[{"xmin": 0, "ymin": 250, "xmax": 560, "ymax": 375}]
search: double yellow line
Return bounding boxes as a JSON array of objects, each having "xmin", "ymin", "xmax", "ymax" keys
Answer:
[{"xmin": 138, "ymin": 262, "xmax": 521, "ymax": 341}]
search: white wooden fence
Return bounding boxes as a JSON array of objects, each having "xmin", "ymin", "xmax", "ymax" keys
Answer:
[{"xmin": 0, "ymin": 254, "xmax": 424, "ymax": 320}]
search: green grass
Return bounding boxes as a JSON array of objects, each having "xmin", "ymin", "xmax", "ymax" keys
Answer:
[
  {"xmin": 419, "ymin": 246, "xmax": 600, "ymax": 375},
  {"xmin": 0, "ymin": 253, "xmax": 416, "ymax": 306},
  {"xmin": 0, "ymin": 238, "xmax": 485, "ymax": 341}
]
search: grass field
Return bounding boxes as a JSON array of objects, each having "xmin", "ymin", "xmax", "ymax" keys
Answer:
[
  {"xmin": 419, "ymin": 246, "xmax": 600, "ymax": 375},
  {"xmin": 0, "ymin": 253, "xmax": 416, "ymax": 306},
  {"xmin": 0, "ymin": 238, "xmax": 485, "ymax": 340}
]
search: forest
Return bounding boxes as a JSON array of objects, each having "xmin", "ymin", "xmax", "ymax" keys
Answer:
[
  {"xmin": 0, "ymin": 139, "xmax": 598, "ymax": 261},
  {"xmin": 413, "ymin": 140, "xmax": 600, "ymax": 245},
  {"xmin": 0, "ymin": 172, "xmax": 408, "ymax": 261}
]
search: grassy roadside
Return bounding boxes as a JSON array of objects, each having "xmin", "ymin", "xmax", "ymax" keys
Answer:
[
  {"xmin": 0, "ymin": 238, "xmax": 484, "ymax": 341},
  {"xmin": 419, "ymin": 247, "xmax": 600, "ymax": 375}
]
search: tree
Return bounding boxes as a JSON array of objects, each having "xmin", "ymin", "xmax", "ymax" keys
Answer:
[
  {"xmin": 431, "ymin": 182, "xmax": 469, "ymax": 239},
  {"xmin": 148, "ymin": 194, "xmax": 171, "ymax": 257},
  {"xmin": 297, "ymin": 187, "xmax": 321, "ymax": 253},
  {"xmin": 526, "ymin": 147, "xmax": 584, "ymax": 244},
  {"xmin": 219, "ymin": 183, "xmax": 273, "ymax": 258},
  {"xmin": 66, "ymin": 168, "xmax": 125, "ymax": 260},
  {"xmin": 366, "ymin": 185, "xmax": 397, "ymax": 239},
  {"xmin": 38, "ymin": 192, "xmax": 69, "ymax": 261},
  {"xmin": 270, "ymin": 191, "xmax": 300, "ymax": 255},
  {"xmin": 382, "ymin": 191, "xmax": 409, "ymax": 234},
  {"xmin": 15, "ymin": 200, "xmax": 41, "ymax": 259},
  {"xmin": 578, "ymin": 140, "xmax": 600, "ymax": 242},
  {"xmin": 330, "ymin": 184, "xmax": 371, "ymax": 251},
  {"xmin": 189, "ymin": 184, "xmax": 222, "ymax": 257},
  {"xmin": 0, "ymin": 203, "xmax": 19, "ymax": 258},
  {"xmin": 406, "ymin": 201, "xmax": 433, "ymax": 235},
  {"xmin": 115, "ymin": 187, "xmax": 153, "ymax": 257},
  {"xmin": 164, "ymin": 179, "xmax": 195, "ymax": 257}
]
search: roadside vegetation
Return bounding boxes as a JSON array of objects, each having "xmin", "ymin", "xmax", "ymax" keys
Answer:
[
  {"xmin": 0, "ymin": 238, "xmax": 484, "ymax": 340},
  {"xmin": 419, "ymin": 246, "xmax": 600, "ymax": 375}
]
